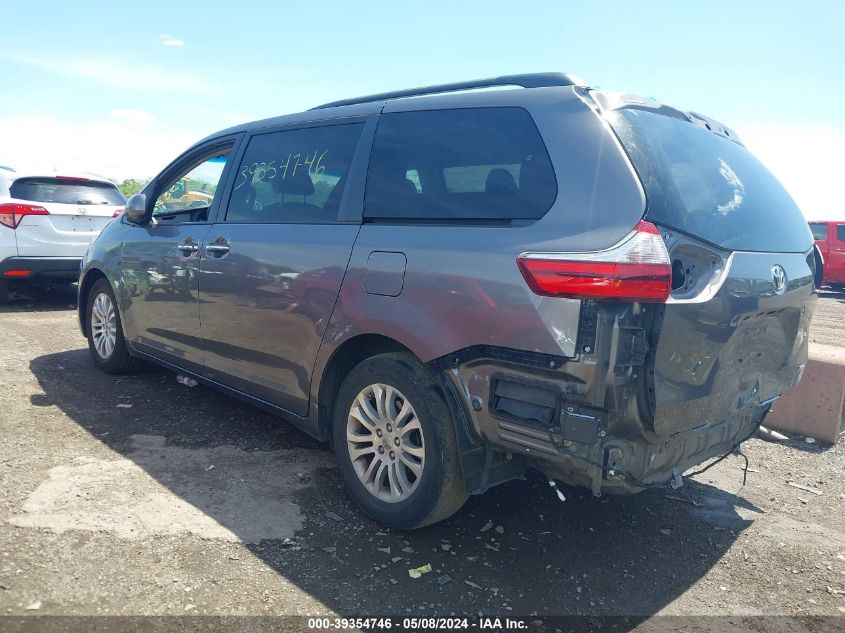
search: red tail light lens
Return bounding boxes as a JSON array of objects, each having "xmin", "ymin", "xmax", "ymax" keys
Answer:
[
  {"xmin": 517, "ymin": 220, "xmax": 672, "ymax": 303},
  {"xmin": 0, "ymin": 203, "xmax": 49, "ymax": 229}
]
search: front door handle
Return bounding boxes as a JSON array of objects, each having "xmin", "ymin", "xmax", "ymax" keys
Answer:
[
  {"xmin": 205, "ymin": 238, "xmax": 230, "ymax": 257},
  {"xmin": 177, "ymin": 240, "xmax": 199, "ymax": 255}
]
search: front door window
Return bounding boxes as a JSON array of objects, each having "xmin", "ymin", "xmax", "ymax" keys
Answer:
[{"xmin": 153, "ymin": 152, "xmax": 230, "ymax": 222}]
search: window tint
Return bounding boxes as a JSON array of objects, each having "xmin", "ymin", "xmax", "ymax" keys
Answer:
[
  {"xmin": 609, "ymin": 110, "xmax": 813, "ymax": 253},
  {"xmin": 154, "ymin": 150, "xmax": 230, "ymax": 222},
  {"xmin": 837, "ymin": 225, "xmax": 845, "ymax": 242},
  {"xmin": 11, "ymin": 178, "xmax": 125, "ymax": 205},
  {"xmin": 226, "ymin": 123, "xmax": 364, "ymax": 224},
  {"xmin": 809, "ymin": 223, "xmax": 828, "ymax": 240},
  {"xmin": 364, "ymin": 108, "xmax": 556, "ymax": 221}
]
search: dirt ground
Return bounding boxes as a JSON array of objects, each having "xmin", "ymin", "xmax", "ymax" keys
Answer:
[{"xmin": 0, "ymin": 283, "xmax": 843, "ymax": 629}]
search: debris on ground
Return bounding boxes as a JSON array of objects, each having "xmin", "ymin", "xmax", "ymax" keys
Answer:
[
  {"xmin": 376, "ymin": 547, "xmax": 391, "ymax": 554},
  {"xmin": 321, "ymin": 547, "xmax": 336, "ymax": 555},
  {"xmin": 204, "ymin": 465, "xmax": 215, "ymax": 471},
  {"xmin": 464, "ymin": 580, "xmax": 483, "ymax": 590},
  {"xmin": 408, "ymin": 564, "xmax": 432, "ymax": 579},
  {"xmin": 175, "ymin": 375, "xmax": 198, "ymax": 387},
  {"xmin": 324, "ymin": 511, "xmax": 343, "ymax": 522},
  {"xmin": 660, "ymin": 529, "xmax": 672, "ymax": 536},
  {"xmin": 787, "ymin": 482, "xmax": 823, "ymax": 496},
  {"xmin": 664, "ymin": 495, "xmax": 702, "ymax": 507},
  {"xmin": 756, "ymin": 426, "xmax": 789, "ymax": 443},
  {"xmin": 115, "ymin": 403, "xmax": 133, "ymax": 409},
  {"xmin": 495, "ymin": 526, "xmax": 504, "ymax": 534},
  {"xmin": 25, "ymin": 601, "xmax": 41, "ymax": 610},
  {"xmin": 480, "ymin": 520, "xmax": 493, "ymax": 532},
  {"xmin": 437, "ymin": 575, "xmax": 452, "ymax": 586},
  {"xmin": 279, "ymin": 538, "xmax": 300, "ymax": 551}
]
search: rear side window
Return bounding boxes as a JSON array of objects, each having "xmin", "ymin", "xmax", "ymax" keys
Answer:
[
  {"xmin": 809, "ymin": 223, "xmax": 828, "ymax": 240},
  {"xmin": 838, "ymin": 225, "xmax": 845, "ymax": 242},
  {"xmin": 609, "ymin": 109, "xmax": 813, "ymax": 253},
  {"xmin": 364, "ymin": 108, "xmax": 556, "ymax": 222},
  {"xmin": 226, "ymin": 123, "xmax": 364, "ymax": 224},
  {"xmin": 10, "ymin": 178, "xmax": 124, "ymax": 205}
]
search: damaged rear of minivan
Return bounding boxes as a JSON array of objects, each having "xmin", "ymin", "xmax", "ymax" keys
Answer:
[
  {"xmin": 83, "ymin": 74, "xmax": 817, "ymax": 528},
  {"xmin": 482, "ymin": 89, "xmax": 817, "ymax": 497}
]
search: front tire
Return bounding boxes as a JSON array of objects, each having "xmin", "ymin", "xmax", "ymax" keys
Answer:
[
  {"xmin": 332, "ymin": 353, "xmax": 469, "ymax": 529},
  {"xmin": 86, "ymin": 278, "xmax": 142, "ymax": 374}
]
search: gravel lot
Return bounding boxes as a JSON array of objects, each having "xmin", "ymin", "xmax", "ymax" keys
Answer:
[{"xmin": 0, "ymin": 284, "xmax": 843, "ymax": 628}]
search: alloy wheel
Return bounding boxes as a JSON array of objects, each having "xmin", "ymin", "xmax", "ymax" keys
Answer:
[
  {"xmin": 346, "ymin": 383, "xmax": 425, "ymax": 503},
  {"xmin": 90, "ymin": 292, "xmax": 117, "ymax": 360}
]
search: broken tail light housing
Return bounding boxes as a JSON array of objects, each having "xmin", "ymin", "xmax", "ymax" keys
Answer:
[
  {"xmin": 0, "ymin": 203, "xmax": 49, "ymax": 229},
  {"xmin": 517, "ymin": 220, "xmax": 672, "ymax": 303}
]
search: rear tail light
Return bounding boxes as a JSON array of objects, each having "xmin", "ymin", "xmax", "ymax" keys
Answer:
[
  {"xmin": 0, "ymin": 203, "xmax": 49, "ymax": 229},
  {"xmin": 517, "ymin": 220, "xmax": 672, "ymax": 303},
  {"xmin": 3, "ymin": 270, "xmax": 32, "ymax": 277}
]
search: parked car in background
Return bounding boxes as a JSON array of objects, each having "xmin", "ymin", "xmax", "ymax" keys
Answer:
[
  {"xmin": 79, "ymin": 73, "xmax": 817, "ymax": 529},
  {"xmin": 0, "ymin": 166, "xmax": 125, "ymax": 301},
  {"xmin": 809, "ymin": 221, "xmax": 845, "ymax": 288}
]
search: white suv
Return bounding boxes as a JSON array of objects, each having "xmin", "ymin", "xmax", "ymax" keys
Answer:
[{"xmin": 0, "ymin": 166, "xmax": 125, "ymax": 301}]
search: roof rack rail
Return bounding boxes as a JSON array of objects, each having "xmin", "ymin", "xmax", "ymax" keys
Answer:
[{"xmin": 310, "ymin": 72, "xmax": 584, "ymax": 110}]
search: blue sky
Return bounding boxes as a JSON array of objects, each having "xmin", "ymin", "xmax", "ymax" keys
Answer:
[{"xmin": 1, "ymin": 0, "xmax": 843, "ymax": 218}]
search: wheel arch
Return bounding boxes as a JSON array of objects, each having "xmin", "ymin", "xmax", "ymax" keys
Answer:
[
  {"xmin": 78, "ymin": 268, "xmax": 109, "ymax": 337},
  {"xmin": 316, "ymin": 333, "xmax": 416, "ymax": 443}
]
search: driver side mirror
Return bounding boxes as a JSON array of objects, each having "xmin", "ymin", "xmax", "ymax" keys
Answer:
[{"xmin": 124, "ymin": 193, "xmax": 149, "ymax": 225}]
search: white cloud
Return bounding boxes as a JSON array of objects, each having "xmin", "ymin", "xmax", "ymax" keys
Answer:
[
  {"xmin": 158, "ymin": 33, "xmax": 185, "ymax": 47},
  {"xmin": 16, "ymin": 56, "xmax": 219, "ymax": 97},
  {"xmin": 736, "ymin": 121, "xmax": 845, "ymax": 222},
  {"xmin": 109, "ymin": 108, "xmax": 156, "ymax": 126},
  {"xmin": 0, "ymin": 114, "xmax": 198, "ymax": 181}
]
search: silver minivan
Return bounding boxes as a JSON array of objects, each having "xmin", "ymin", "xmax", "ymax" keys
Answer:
[{"xmin": 78, "ymin": 74, "xmax": 817, "ymax": 528}]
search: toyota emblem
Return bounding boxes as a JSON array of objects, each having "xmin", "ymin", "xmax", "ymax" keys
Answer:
[{"xmin": 772, "ymin": 265, "xmax": 787, "ymax": 295}]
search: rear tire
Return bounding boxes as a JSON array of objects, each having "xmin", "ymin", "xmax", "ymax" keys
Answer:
[
  {"xmin": 86, "ymin": 278, "xmax": 142, "ymax": 374},
  {"xmin": 332, "ymin": 352, "xmax": 469, "ymax": 529}
]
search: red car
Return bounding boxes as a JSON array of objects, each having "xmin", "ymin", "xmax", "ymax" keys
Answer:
[{"xmin": 810, "ymin": 221, "xmax": 845, "ymax": 288}]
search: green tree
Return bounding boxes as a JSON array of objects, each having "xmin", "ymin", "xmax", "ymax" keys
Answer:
[{"xmin": 117, "ymin": 179, "xmax": 149, "ymax": 199}]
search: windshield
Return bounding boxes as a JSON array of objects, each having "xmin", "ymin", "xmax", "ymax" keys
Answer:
[{"xmin": 608, "ymin": 109, "xmax": 813, "ymax": 253}]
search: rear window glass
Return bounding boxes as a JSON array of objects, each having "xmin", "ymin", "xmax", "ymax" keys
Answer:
[
  {"xmin": 838, "ymin": 225, "xmax": 845, "ymax": 242},
  {"xmin": 364, "ymin": 107, "xmax": 556, "ymax": 222},
  {"xmin": 609, "ymin": 109, "xmax": 813, "ymax": 253},
  {"xmin": 809, "ymin": 223, "xmax": 827, "ymax": 240},
  {"xmin": 10, "ymin": 178, "xmax": 125, "ymax": 205}
]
